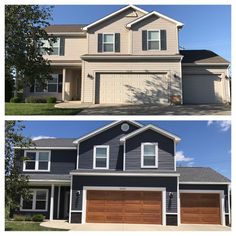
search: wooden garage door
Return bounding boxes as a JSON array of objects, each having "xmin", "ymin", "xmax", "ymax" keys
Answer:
[
  {"xmin": 181, "ymin": 193, "xmax": 221, "ymax": 224},
  {"xmin": 86, "ymin": 190, "xmax": 162, "ymax": 224},
  {"xmin": 96, "ymin": 73, "xmax": 168, "ymax": 104},
  {"xmin": 183, "ymin": 74, "xmax": 223, "ymax": 104}
]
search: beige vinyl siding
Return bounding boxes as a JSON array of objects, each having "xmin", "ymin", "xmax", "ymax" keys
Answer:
[
  {"xmin": 82, "ymin": 61, "xmax": 181, "ymax": 103},
  {"xmin": 87, "ymin": 8, "xmax": 145, "ymax": 54}
]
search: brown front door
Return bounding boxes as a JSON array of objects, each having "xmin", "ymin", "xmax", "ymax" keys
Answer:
[
  {"xmin": 180, "ymin": 193, "xmax": 221, "ymax": 224},
  {"xmin": 86, "ymin": 190, "xmax": 162, "ymax": 224}
]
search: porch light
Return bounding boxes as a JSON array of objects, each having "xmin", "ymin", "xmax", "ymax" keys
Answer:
[
  {"xmin": 76, "ymin": 190, "xmax": 81, "ymax": 196},
  {"xmin": 87, "ymin": 73, "xmax": 94, "ymax": 79},
  {"xmin": 169, "ymin": 192, "xmax": 173, "ymax": 199}
]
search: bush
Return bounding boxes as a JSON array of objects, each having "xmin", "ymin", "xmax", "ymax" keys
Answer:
[
  {"xmin": 10, "ymin": 97, "xmax": 22, "ymax": 103},
  {"xmin": 25, "ymin": 215, "xmax": 32, "ymax": 221},
  {"xmin": 47, "ymin": 96, "xmax": 57, "ymax": 103},
  {"xmin": 32, "ymin": 214, "xmax": 44, "ymax": 222},
  {"xmin": 13, "ymin": 214, "xmax": 26, "ymax": 221},
  {"xmin": 25, "ymin": 96, "xmax": 47, "ymax": 103}
]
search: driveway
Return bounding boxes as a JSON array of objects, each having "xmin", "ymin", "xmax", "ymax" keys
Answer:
[{"xmin": 41, "ymin": 221, "xmax": 230, "ymax": 231}]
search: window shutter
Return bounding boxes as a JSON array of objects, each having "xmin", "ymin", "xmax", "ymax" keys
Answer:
[
  {"xmin": 142, "ymin": 30, "xmax": 147, "ymax": 51},
  {"xmin": 115, "ymin": 33, "xmax": 120, "ymax": 52},
  {"xmin": 59, "ymin": 37, "xmax": 65, "ymax": 56},
  {"xmin": 160, "ymin": 30, "xmax": 167, "ymax": 50},
  {"xmin": 97, "ymin": 34, "xmax": 103, "ymax": 52}
]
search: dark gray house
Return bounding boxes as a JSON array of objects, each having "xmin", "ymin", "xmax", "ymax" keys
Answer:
[{"xmin": 15, "ymin": 121, "xmax": 231, "ymax": 226}]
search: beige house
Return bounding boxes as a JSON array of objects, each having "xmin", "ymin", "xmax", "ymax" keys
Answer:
[{"xmin": 25, "ymin": 5, "xmax": 230, "ymax": 104}]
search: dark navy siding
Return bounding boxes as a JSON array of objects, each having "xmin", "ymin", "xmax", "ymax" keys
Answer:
[
  {"xmin": 125, "ymin": 129, "xmax": 175, "ymax": 171},
  {"xmin": 78, "ymin": 122, "xmax": 139, "ymax": 170},
  {"xmin": 72, "ymin": 176, "xmax": 178, "ymax": 213}
]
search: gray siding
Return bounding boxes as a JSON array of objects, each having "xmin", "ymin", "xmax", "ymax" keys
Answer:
[
  {"xmin": 78, "ymin": 121, "xmax": 139, "ymax": 170},
  {"xmin": 72, "ymin": 176, "xmax": 178, "ymax": 214},
  {"xmin": 125, "ymin": 129, "xmax": 175, "ymax": 171}
]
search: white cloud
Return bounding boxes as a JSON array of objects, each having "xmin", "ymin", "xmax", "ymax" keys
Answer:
[
  {"xmin": 207, "ymin": 120, "xmax": 231, "ymax": 132},
  {"xmin": 175, "ymin": 151, "xmax": 194, "ymax": 162},
  {"xmin": 31, "ymin": 136, "xmax": 56, "ymax": 141}
]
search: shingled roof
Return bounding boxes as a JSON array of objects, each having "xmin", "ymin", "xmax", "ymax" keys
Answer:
[
  {"xmin": 180, "ymin": 50, "xmax": 229, "ymax": 64},
  {"xmin": 177, "ymin": 167, "xmax": 230, "ymax": 183},
  {"xmin": 45, "ymin": 24, "xmax": 87, "ymax": 33},
  {"xmin": 33, "ymin": 138, "xmax": 75, "ymax": 147}
]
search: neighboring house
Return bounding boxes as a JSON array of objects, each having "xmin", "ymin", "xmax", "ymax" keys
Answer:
[
  {"xmin": 24, "ymin": 5, "xmax": 230, "ymax": 105},
  {"xmin": 15, "ymin": 121, "xmax": 231, "ymax": 226}
]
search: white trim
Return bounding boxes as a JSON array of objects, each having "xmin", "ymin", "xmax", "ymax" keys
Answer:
[
  {"xmin": 50, "ymin": 184, "xmax": 55, "ymax": 220},
  {"xmin": 71, "ymin": 210, "xmax": 82, "ymax": 213},
  {"xmin": 227, "ymin": 184, "xmax": 231, "ymax": 224},
  {"xmin": 82, "ymin": 186, "xmax": 166, "ymax": 225},
  {"xmin": 76, "ymin": 143, "xmax": 80, "ymax": 169},
  {"xmin": 182, "ymin": 63, "xmax": 230, "ymax": 66},
  {"xmin": 57, "ymin": 186, "xmax": 61, "ymax": 219},
  {"xmin": 177, "ymin": 176, "xmax": 180, "ymax": 226},
  {"xmin": 180, "ymin": 181, "xmax": 230, "ymax": 185},
  {"xmin": 73, "ymin": 120, "xmax": 143, "ymax": 144},
  {"xmin": 127, "ymin": 11, "xmax": 184, "ymax": 28},
  {"xmin": 147, "ymin": 29, "xmax": 161, "ymax": 51},
  {"xmin": 141, "ymin": 142, "xmax": 158, "ymax": 168},
  {"xmin": 93, "ymin": 145, "xmax": 109, "ymax": 170},
  {"xmin": 15, "ymin": 146, "xmax": 76, "ymax": 150},
  {"xmin": 70, "ymin": 172, "xmax": 179, "ymax": 177},
  {"xmin": 102, "ymin": 33, "xmax": 115, "ymax": 53},
  {"xmin": 120, "ymin": 124, "xmax": 181, "ymax": 143},
  {"xmin": 174, "ymin": 142, "xmax": 176, "ymax": 171},
  {"xmin": 28, "ymin": 179, "xmax": 70, "ymax": 183},
  {"xmin": 23, "ymin": 150, "xmax": 51, "ymax": 172},
  {"xmin": 123, "ymin": 140, "xmax": 126, "ymax": 171},
  {"xmin": 20, "ymin": 188, "xmax": 49, "ymax": 212},
  {"xmin": 69, "ymin": 176, "xmax": 73, "ymax": 223},
  {"xmin": 179, "ymin": 190, "xmax": 225, "ymax": 226},
  {"xmin": 81, "ymin": 55, "xmax": 183, "ymax": 60},
  {"xmin": 83, "ymin": 5, "xmax": 148, "ymax": 31}
]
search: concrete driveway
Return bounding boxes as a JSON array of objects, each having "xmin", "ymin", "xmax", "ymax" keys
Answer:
[
  {"xmin": 41, "ymin": 220, "xmax": 230, "ymax": 231},
  {"xmin": 55, "ymin": 102, "xmax": 231, "ymax": 115}
]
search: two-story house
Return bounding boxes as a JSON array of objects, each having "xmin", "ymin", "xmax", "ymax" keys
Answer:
[
  {"xmin": 25, "ymin": 5, "xmax": 230, "ymax": 105},
  {"xmin": 15, "ymin": 120, "xmax": 231, "ymax": 226}
]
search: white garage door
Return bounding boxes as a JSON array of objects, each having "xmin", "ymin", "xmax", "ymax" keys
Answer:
[
  {"xmin": 183, "ymin": 74, "xmax": 224, "ymax": 104},
  {"xmin": 95, "ymin": 73, "xmax": 169, "ymax": 104}
]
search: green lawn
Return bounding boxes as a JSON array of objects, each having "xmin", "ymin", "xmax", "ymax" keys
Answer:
[
  {"xmin": 5, "ymin": 221, "xmax": 68, "ymax": 231},
  {"xmin": 5, "ymin": 103, "xmax": 83, "ymax": 115}
]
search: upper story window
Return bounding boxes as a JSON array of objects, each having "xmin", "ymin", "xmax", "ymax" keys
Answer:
[
  {"xmin": 21, "ymin": 189, "xmax": 48, "ymax": 211},
  {"xmin": 147, "ymin": 30, "xmax": 160, "ymax": 50},
  {"xmin": 93, "ymin": 145, "xmax": 109, "ymax": 169},
  {"xmin": 23, "ymin": 151, "xmax": 51, "ymax": 172},
  {"xmin": 141, "ymin": 143, "xmax": 158, "ymax": 168},
  {"xmin": 103, "ymin": 34, "xmax": 114, "ymax": 52},
  {"xmin": 40, "ymin": 38, "xmax": 60, "ymax": 56}
]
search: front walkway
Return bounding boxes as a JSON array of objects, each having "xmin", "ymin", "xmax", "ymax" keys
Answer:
[
  {"xmin": 55, "ymin": 102, "xmax": 231, "ymax": 115},
  {"xmin": 41, "ymin": 220, "xmax": 230, "ymax": 231}
]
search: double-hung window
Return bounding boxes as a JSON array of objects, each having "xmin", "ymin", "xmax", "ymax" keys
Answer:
[
  {"xmin": 103, "ymin": 34, "xmax": 114, "ymax": 52},
  {"xmin": 23, "ymin": 151, "xmax": 51, "ymax": 172},
  {"xmin": 147, "ymin": 30, "xmax": 160, "ymax": 50},
  {"xmin": 40, "ymin": 38, "xmax": 60, "ymax": 55},
  {"xmin": 141, "ymin": 143, "xmax": 158, "ymax": 168},
  {"xmin": 93, "ymin": 146, "xmax": 109, "ymax": 169},
  {"xmin": 21, "ymin": 189, "xmax": 48, "ymax": 211}
]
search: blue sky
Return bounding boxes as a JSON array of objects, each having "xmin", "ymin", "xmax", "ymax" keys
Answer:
[
  {"xmin": 20, "ymin": 120, "xmax": 231, "ymax": 179},
  {"xmin": 49, "ymin": 5, "xmax": 231, "ymax": 61}
]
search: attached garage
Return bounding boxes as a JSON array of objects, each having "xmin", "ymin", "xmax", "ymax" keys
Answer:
[
  {"xmin": 180, "ymin": 192, "xmax": 222, "ymax": 224},
  {"xmin": 86, "ymin": 190, "xmax": 163, "ymax": 224},
  {"xmin": 182, "ymin": 74, "xmax": 225, "ymax": 104},
  {"xmin": 95, "ymin": 73, "xmax": 169, "ymax": 104}
]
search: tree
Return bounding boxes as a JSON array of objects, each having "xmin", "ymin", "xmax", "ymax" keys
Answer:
[
  {"xmin": 5, "ymin": 5, "xmax": 54, "ymax": 99},
  {"xmin": 5, "ymin": 121, "xmax": 33, "ymax": 218}
]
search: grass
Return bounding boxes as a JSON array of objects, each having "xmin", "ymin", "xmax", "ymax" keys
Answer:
[
  {"xmin": 5, "ymin": 103, "xmax": 83, "ymax": 115},
  {"xmin": 5, "ymin": 221, "xmax": 68, "ymax": 231}
]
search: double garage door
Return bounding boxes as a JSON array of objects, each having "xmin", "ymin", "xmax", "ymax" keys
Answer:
[
  {"xmin": 85, "ymin": 190, "xmax": 222, "ymax": 225},
  {"xmin": 95, "ymin": 73, "xmax": 169, "ymax": 104}
]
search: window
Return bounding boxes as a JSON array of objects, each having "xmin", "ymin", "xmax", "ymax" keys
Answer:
[
  {"xmin": 93, "ymin": 146, "xmax": 109, "ymax": 169},
  {"xmin": 21, "ymin": 189, "xmax": 48, "ymax": 211},
  {"xmin": 103, "ymin": 34, "xmax": 114, "ymax": 52},
  {"xmin": 40, "ymin": 38, "xmax": 60, "ymax": 55},
  {"xmin": 147, "ymin": 30, "xmax": 160, "ymax": 50},
  {"xmin": 23, "ymin": 151, "xmax": 51, "ymax": 172},
  {"xmin": 141, "ymin": 143, "xmax": 158, "ymax": 168}
]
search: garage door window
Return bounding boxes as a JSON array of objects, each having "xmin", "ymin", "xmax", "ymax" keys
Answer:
[
  {"xmin": 141, "ymin": 143, "xmax": 158, "ymax": 168},
  {"xmin": 93, "ymin": 146, "xmax": 109, "ymax": 169}
]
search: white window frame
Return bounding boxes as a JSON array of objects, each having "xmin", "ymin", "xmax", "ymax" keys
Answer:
[
  {"xmin": 141, "ymin": 142, "xmax": 158, "ymax": 168},
  {"xmin": 20, "ymin": 189, "xmax": 49, "ymax": 212},
  {"xmin": 147, "ymin": 30, "xmax": 161, "ymax": 51},
  {"xmin": 102, "ymin": 33, "xmax": 115, "ymax": 52},
  {"xmin": 93, "ymin": 145, "xmax": 109, "ymax": 169},
  {"xmin": 23, "ymin": 150, "xmax": 51, "ymax": 172},
  {"xmin": 41, "ymin": 38, "xmax": 60, "ymax": 56}
]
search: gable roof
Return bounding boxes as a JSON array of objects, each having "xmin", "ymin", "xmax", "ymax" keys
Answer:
[
  {"xmin": 73, "ymin": 121, "xmax": 143, "ymax": 144},
  {"xmin": 126, "ymin": 11, "xmax": 184, "ymax": 28},
  {"xmin": 180, "ymin": 50, "xmax": 230, "ymax": 64},
  {"xmin": 177, "ymin": 167, "xmax": 230, "ymax": 183},
  {"xmin": 120, "ymin": 124, "xmax": 181, "ymax": 143},
  {"xmin": 83, "ymin": 5, "xmax": 148, "ymax": 31}
]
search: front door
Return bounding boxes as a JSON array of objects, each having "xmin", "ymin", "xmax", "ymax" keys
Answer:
[{"xmin": 64, "ymin": 191, "xmax": 70, "ymax": 218}]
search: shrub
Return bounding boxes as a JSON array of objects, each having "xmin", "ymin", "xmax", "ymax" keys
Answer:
[
  {"xmin": 13, "ymin": 214, "xmax": 26, "ymax": 221},
  {"xmin": 10, "ymin": 97, "xmax": 22, "ymax": 103},
  {"xmin": 25, "ymin": 215, "xmax": 32, "ymax": 221},
  {"xmin": 32, "ymin": 214, "xmax": 45, "ymax": 222},
  {"xmin": 47, "ymin": 96, "xmax": 57, "ymax": 103},
  {"xmin": 25, "ymin": 96, "xmax": 47, "ymax": 103}
]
